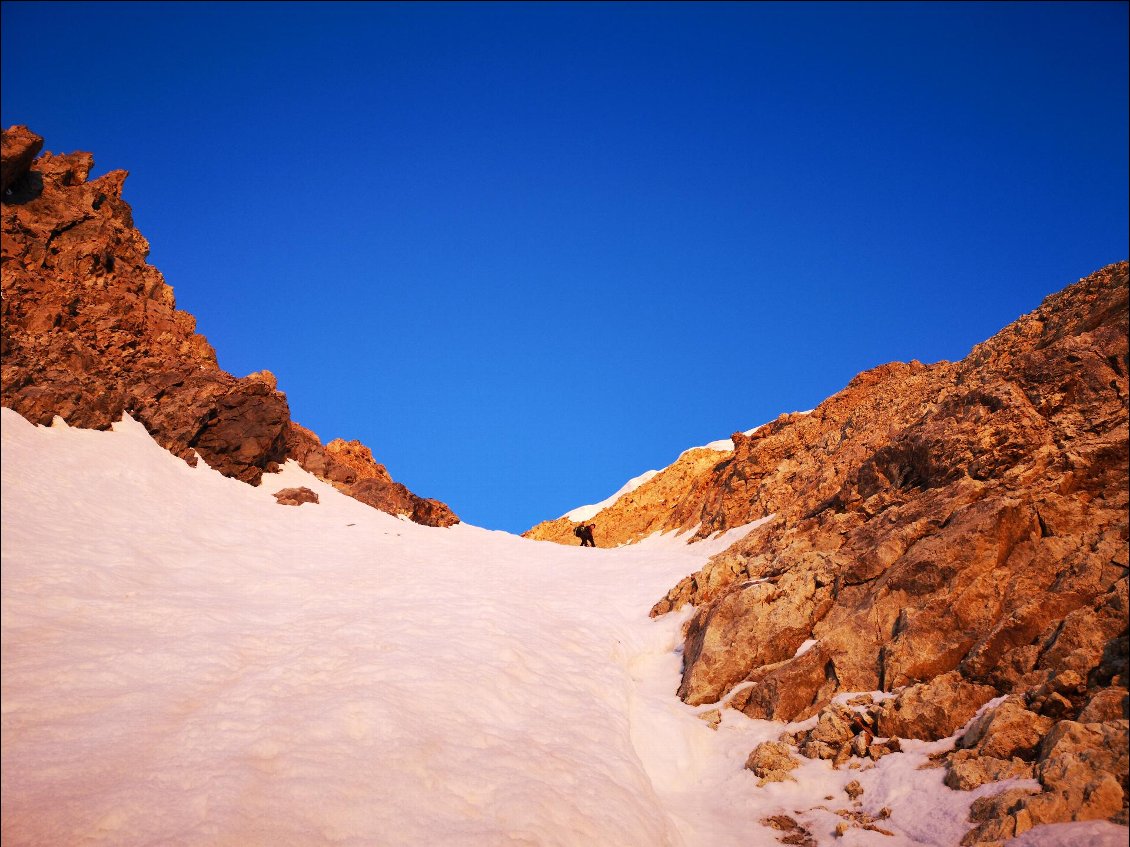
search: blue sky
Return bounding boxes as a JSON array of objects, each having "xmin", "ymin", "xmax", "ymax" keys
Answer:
[{"xmin": 3, "ymin": 2, "xmax": 1127, "ymax": 533}]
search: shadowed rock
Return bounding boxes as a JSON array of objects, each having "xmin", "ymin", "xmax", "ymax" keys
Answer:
[{"xmin": 1, "ymin": 124, "xmax": 43, "ymax": 194}]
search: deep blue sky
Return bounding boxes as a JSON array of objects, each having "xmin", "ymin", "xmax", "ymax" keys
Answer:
[{"xmin": 3, "ymin": 2, "xmax": 1128, "ymax": 532}]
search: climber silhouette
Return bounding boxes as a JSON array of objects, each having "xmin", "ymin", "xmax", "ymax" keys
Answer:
[{"xmin": 574, "ymin": 523, "xmax": 596, "ymax": 547}]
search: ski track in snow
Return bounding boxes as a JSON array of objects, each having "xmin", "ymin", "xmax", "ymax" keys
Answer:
[{"xmin": 2, "ymin": 408, "xmax": 1125, "ymax": 847}]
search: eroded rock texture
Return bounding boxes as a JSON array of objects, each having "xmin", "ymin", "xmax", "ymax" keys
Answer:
[
  {"xmin": 1, "ymin": 126, "xmax": 457, "ymax": 526},
  {"xmin": 640, "ymin": 261, "xmax": 1128, "ymax": 838}
]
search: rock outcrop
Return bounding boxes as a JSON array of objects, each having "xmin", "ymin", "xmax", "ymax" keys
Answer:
[
  {"xmin": 528, "ymin": 260, "xmax": 1127, "ymax": 837},
  {"xmin": 273, "ymin": 486, "xmax": 319, "ymax": 506},
  {"xmin": 744, "ymin": 740, "xmax": 799, "ymax": 785},
  {"xmin": 649, "ymin": 261, "xmax": 1128, "ymax": 839},
  {"xmin": 1, "ymin": 126, "xmax": 457, "ymax": 526},
  {"xmin": 651, "ymin": 263, "xmax": 1126, "ymax": 705},
  {"xmin": 286, "ymin": 423, "xmax": 457, "ymax": 525}
]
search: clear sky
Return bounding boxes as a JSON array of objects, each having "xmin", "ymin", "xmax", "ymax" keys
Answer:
[{"xmin": 3, "ymin": 2, "xmax": 1128, "ymax": 533}]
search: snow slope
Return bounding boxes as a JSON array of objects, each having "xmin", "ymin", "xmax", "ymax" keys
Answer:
[{"xmin": 2, "ymin": 408, "xmax": 1124, "ymax": 847}]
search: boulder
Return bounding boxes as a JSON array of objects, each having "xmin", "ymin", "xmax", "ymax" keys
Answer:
[
  {"xmin": 944, "ymin": 750, "xmax": 1035, "ymax": 791},
  {"xmin": 957, "ymin": 696, "xmax": 1055, "ymax": 760},
  {"xmin": 875, "ymin": 672, "xmax": 999, "ymax": 741},
  {"xmin": 678, "ymin": 574, "xmax": 828, "ymax": 705},
  {"xmin": 960, "ymin": 787, "xmax": 1041, "ymax": 845},
  {"xmin": 744, "ymin": 741, "xmax": 799, "ymax": 786},
  {"xmin": 727, "ymin": 647, "xmax": 831, "ymax": 722},
  {"xmin": 1034, "ymin": 719, "xmax": 1129, "ymax": 814},
  {"xmin": 273, "ymin": 487, "xmax": 319, "ymax": 506},
  {"xmin": 957, "ymin": 719, "xmax": 1129, "ymax": 841},
  {"xmin": 1078, "ymin": 688, "xmax": 1128, "ymax": 723}
]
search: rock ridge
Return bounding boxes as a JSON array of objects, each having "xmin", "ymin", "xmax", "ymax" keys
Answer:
[
  {"xmin": 533, "ymin": 259, "xmax": 1127, "ymax": 839},
  {"xmin": 654, "ymin": 261, "xmax": 1128, "ymax": 841},
  {"xmin": 1, "ymin": 126, "xmax": 457, "ymax": 526}
]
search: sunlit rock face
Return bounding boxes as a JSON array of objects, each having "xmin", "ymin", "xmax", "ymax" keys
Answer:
[
  {"xmin": 523, "ymin": 446, "xmax": 729, "ymax": 547},
  {"xmin": 0, "ymin": 126, "xmax": 457, "ymax": 525},
  {"xmin": 667, "ymin": 261, "xmax": 1127, "ymax": 838},
  {"xmin": 530, "ymin": 258, "xmax": 1127, "ymax": 834},
  {"xmin": 654, "ymin": 262, "xmax": 1127, "ymax": 709}
]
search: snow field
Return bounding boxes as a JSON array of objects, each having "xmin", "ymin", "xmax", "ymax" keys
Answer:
[{"xmin": 2, "ymin": 409, "xmax": 1125, "ymax": 847}]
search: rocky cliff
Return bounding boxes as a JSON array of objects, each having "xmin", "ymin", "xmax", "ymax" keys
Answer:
[
  {"xmin": 1, "ymin": 126, "xmax": 457, "ymax": 527},
  {"xmin": 532, "ymin": 262, "xmax": 1129, "ymax": 842}
]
